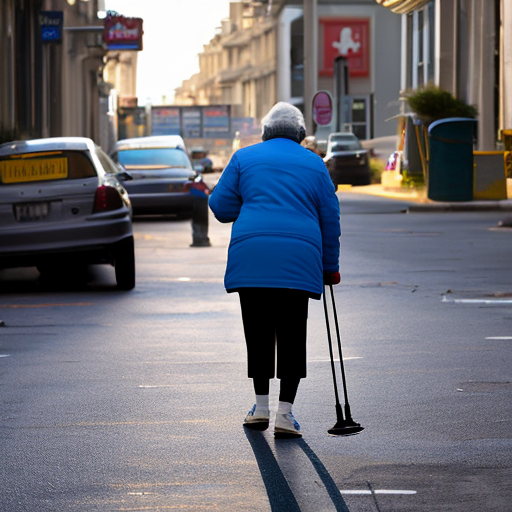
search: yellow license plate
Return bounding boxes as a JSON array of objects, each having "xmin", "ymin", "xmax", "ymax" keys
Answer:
[{"xmin": 0, "ymin": 157, "xmax": 68, "ymax": 184}]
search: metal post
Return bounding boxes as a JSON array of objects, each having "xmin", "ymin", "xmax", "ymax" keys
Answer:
[
  {"xmin": 42, "ymin": 44, "xmax": 49, "ymax": 138},
  {"xmin": 303, "ymin": 0, "xmax": 318, "ymax": 135},
  {"xmin": 334, "ymin": 56, "xmax": 349, "ymax": 132}
]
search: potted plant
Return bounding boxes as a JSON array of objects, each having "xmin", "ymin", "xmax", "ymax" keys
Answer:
[{"xmin": 402, "ymin": 85, "xmax": 477, "ymax": 186}]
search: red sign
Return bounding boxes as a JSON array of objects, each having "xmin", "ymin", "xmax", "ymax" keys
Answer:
[
  {"xmin": 103, "ymin": 14, "xmax": 143, "ymax": 51},
  {"xmin": 320, "ymin": 18, "xmax": 370, "ymax": 77},
  {"xmin": 312, "ymin": 91, "xmax": 333, "ymax": 126}
]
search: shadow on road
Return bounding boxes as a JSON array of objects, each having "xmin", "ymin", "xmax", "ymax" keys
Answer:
[
  {"xmin": 0, "ymin": 266, "xmax": 122, "ymax": 294},
  {"xmin": 244, "ymin": 427, "xmax": 349, "ymax": 512}
]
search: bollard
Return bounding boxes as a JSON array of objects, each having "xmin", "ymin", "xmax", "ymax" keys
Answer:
[{"xmin": 189, "ymin": 176, "xmax": 211, "ymax": 247}]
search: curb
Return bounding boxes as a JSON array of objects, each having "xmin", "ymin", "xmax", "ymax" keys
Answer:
[
  {"xmin": 408, "ymin": 201, "xmax": 512, "ymax": 212},
  {"xmin": 344, "ymin": 185, "xmax": 512, "ymax": 212}
]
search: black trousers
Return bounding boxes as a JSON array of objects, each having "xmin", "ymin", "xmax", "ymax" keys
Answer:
[{"xmin": 238, "ymin": 288, "xmax": 310, "ymax": 380}]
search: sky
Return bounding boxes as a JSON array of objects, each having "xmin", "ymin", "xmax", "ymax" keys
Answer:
[{"xmin": 104, "ymin": 0, "xmax": 233, "ymax": 105}]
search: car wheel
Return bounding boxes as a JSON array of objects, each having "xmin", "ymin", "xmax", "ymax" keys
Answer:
[{"xmin": 114, "ymin": 236, "xmax": 135, "ymax": 290}]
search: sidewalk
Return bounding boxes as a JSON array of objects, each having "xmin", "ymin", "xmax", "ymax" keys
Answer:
[{"xmin": 344, "ymin": 183, "xmax": 512, "ymax": 212}]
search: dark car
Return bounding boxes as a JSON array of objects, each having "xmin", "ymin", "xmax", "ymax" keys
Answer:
[
  {"xmin": 0, "ymin": 137, "xmax": 135, "ymax": 289},
  {"xmin": 111, "ymin": 135, "xmax": 196, "ymax": 217},
  {"xmin": 323, "ymin": 132, "xmax": 371, "ymax": 186}
]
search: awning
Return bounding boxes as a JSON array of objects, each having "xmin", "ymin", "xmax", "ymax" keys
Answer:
[{"xmin": 375, "ymin": 0, "xmax": 433, "ymax": 14}]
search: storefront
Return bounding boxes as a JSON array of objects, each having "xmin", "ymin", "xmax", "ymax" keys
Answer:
[
  {"xmin": 377, "ymin": 0, "xmax": 507, "ymax": 151},
  {"xmin": 275, "ymin": 0, "xmax": 402, "ymax": 140}
]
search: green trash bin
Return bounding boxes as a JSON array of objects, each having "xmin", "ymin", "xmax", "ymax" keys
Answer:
[{"xmin": 428, "ymin": 118, "xmax": 477, "ymax": 201}]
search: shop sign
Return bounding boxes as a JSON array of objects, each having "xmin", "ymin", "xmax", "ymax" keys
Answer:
[
  {"xmin": 39, "ymin": 11, "xmax": 63, "ymax": 43},
  {"xmin": 151, "ymin": 107, "xmax": 181, "ymax": 136},
  {"xmin": 103, "ymin": 14, "xmax": 143, "ymax": 51},
  {"xmin": 182, "ymin": 109, "xmax": 202, "ymax": 138},
  {"xmin": 203, "ymin": 106, "xmax": 230, "ymax": 137},
  {"xmin": 320, "ymin": 18, "xmax": 370, "ymax": 78}
]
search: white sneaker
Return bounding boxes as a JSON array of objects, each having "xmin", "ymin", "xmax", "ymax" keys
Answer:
[
  {"xmin": 274, "ymin": 411, "xmax": 302, "ymax": 438},
  {"xmin": 243, "ymin": 404, "xmax": 270, "ymax": 431}
]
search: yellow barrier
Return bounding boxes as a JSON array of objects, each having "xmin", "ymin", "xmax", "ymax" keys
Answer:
[{"xmin": 473, "ymin": 151, "xmax": 508, "ymax": 200}]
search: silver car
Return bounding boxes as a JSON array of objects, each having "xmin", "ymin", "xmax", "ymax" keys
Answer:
[
  {"xmin": 111, "ymin": 135, "xmax": 196, "ymax": 217},
  {"xmin": 0, "ymin": 137, "xmax": 135, "ymax": 290}
]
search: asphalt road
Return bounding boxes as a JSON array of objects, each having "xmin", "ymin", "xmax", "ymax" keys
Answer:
[{"xmin": 0, "ymin": 191, "xmax": 511, "ymax": 511}]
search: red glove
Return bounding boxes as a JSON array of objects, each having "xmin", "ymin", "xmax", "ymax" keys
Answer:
[{"xmin": 323, "ymin": 272, "xmax": 341, "ymax": 285}]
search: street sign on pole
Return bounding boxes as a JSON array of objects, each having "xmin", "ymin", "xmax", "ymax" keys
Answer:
[
  {"xmin": 39, "ymin": 11, "xmax": 64, "ymax": 43},
  {"xmin": 312, "ymin": 91, "xmax": 333, "ymax": 126}
]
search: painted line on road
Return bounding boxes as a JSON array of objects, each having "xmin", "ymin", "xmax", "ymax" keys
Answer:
[
  {"xmin": 138, "ymin": 385, "xmax": 174, "ymax": 388},
  {"xmin": 312, "ymin": 357, "xmax": 363, "ymax": 362},
  {"xmin": 340, "ymin": 490, "xmax": 417, "ymax": 495},
  {"xmin": 0, "ymin": 354, "xmax": 11, "ymax": 358},
  {"xmin": 486, "ymin": 337, "xmax": 512, "ymax": 340},
  {"xmin": 0, "ymin": 302, "xmax": 92, "ymax": 308},
  {"xmin": 442, "ymin": 296, "xmax": 512, "ymax": 304}
]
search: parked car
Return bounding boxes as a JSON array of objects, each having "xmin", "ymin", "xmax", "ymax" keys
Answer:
[
  {"xmin": 190, "ymin": 146, "xmax": 214, "ymax": 173},
  {"xmin": 0, "ymin": 137, "xmax": 135, "ymax": 289},
  {"xmin": 323, "ymin": 132, "xmax": 371, "ymax": 186},
  {"xmin": 111, "ymin": 135, "xmax": 196, "ymax": 217}
]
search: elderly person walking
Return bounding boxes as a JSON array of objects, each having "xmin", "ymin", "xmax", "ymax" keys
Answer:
[{"xmin": 209, "ymin": 102, "xmax": 341, "ymax": 438}]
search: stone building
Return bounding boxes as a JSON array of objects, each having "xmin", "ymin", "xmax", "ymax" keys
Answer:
[
  {"xmin": 176, "ymin": 0, "xmax": 402, "ymax": 141},
  {"xmin": 175, "ymin": 1, "xmax": 276, "ymax": 137}
]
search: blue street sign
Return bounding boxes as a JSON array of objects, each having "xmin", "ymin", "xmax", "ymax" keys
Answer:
[{"xmin": 39, "ymin": 11, "xmax": 63, "ymax": 43}]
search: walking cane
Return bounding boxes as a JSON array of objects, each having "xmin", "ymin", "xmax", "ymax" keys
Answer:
[{"xmin": 323, "ymin": 284, "xmax": 364, "ymax": 436}]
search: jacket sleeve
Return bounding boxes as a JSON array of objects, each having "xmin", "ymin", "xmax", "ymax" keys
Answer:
[
  {"xmin": 317, "ymin": 171, "xmax": 341, "ymax": 273},
  {"xmin": 209, "ymin": 153, "xmax": 243, "ymax": 223}
]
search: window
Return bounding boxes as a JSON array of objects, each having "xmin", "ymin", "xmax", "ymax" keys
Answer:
[
  {"xmin": 405, "ymin": 2, "xmax": 435, "ymax": 89},
  {"xmin": 117, "ymin": 148, "xmax": 192, "ymax": 169},
  {"xmin": 0, "ymin": 150, "xmax": 97, "ymax": 185},
  {"xmin": 95, "ymin": 147, "xmax": 119, "ymax": 174}
]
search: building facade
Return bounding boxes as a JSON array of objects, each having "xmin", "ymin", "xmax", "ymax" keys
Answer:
[
  {"xmin": 0, "ymin": 0, "xmax": 109, "ymax": 146},
  {"xmin": 377, "ymin": 0, "xmax": 510, "ymax": 151},
  {"xmin": 175, "ymin": 1, "xmax": 276, "ymax": 140},
  {"xmin": 177, "ymin": 0, "xmax": 401, "ymax": 141},
  {"xmin": 274, "ymin": 0, "xmax": 402, "ymax": 139}
]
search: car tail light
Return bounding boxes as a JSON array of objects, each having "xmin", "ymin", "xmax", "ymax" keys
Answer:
[{"xmin": 93, "ymin": 185, "xmax": 123, "ymax": 213}]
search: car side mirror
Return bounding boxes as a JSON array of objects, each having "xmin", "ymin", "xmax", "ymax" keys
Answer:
[{"xmin": 117, "ymin": 171, "xmax": 133, "ymax": 181}]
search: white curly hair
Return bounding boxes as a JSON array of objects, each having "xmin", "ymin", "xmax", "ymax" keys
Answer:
[{"xmin": 261, "ymin": 102, "xmax": 306, "ymax": 143}]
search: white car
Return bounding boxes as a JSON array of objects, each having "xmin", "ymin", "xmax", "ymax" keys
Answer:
[{"xmin": 0, "ymin": 137, "xmax": 135, "ymax": 289}]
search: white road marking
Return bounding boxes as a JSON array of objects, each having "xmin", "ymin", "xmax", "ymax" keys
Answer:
[
  {"xmin": 0, "ymin": 354, "xmax": 11, "ymax": 358},
  {"xmin": 138, "ymin": 385, "xmax": 174, "ymax": 388},
  {"xmin": 375, "ymin": 490, "xmax": 417, "ymax": 495},
  {"xmin": 312, "ymin": 357, "xmax": 363, "ymax": 362},
  {"xmin": 340, "ymin": 489, "xmax": 417, "ymax": 495},
  {"xmin": 486, "ymin": 337, "xmax": 512, "ymax": 340},
  {"xmin": 442, "ymin": 296, "xmax": 512, "ymax": 304}
]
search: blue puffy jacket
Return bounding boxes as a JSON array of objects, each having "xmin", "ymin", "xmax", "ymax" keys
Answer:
[{"xmin": 209, "ymin": 138, "xmax": 341, "ymax": 298}]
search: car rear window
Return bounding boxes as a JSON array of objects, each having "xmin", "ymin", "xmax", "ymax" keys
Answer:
[
  {"xmin": 117, "ymin": 148, "xmax": 192, "ymax": 169},
  {"xmin": 330, "ymin": 141, "xmax": 363, "ymax": 151},
  {"xmin": 0, "ymin": 150, "xmax": 97, "ymax": 185}
]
